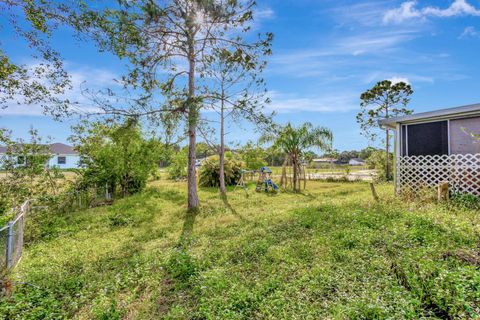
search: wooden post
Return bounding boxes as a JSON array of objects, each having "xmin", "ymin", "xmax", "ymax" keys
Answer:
[
  {"xmin": 437, "ymin": 181, "xmax": 449, "ymax": 202},
  {"xmin": 5, "ymin": 222, "xmax": 14, "ymax": 269},
  {"xmin": 369, "ymin": 183, "xmax": 379, "ymax": 202}
]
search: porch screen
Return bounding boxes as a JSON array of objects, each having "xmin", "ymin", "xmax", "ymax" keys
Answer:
[
  {"xmin": 450, "ymin": 116, "xmax": 480, "ymax": 155},
  {"xmin": 406, "ymin": 121, "xmax": 448, "ymax": 156}
]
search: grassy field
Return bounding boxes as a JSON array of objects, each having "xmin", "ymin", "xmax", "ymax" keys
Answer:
[{"xmin": 1, "ymin": 179, "xmax": 479, "ymax": 319}]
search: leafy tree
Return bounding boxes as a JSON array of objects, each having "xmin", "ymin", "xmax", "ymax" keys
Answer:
[
  {"xmin": 240, "ymin": 141, "xmax": 267, "ymax": 170},
  {"xmin": 366, "ymin": 150, "xmax": 393, "ymax": 182},
  {"xmin": 196, "ymin": 142, "xmax": 216, "ymax": 159},
  {"xmin": 357, "ymin": 80, "xmax": 413, "ymax": 180},
  {"xmin": 71, "ymin": 118, "xmax": 160, "ymax": 196},
  {"xmin": 358, "ymin": 147, "xmax": 378, "ymax": 160},
  {"xmin": 0, "ymin": 1, "xmax": 72, "ymax": 117},
  {"xmin": 202, "ymin": 49, "xmax": 271, "ymax": 194},
  {"xmin": 262, "ymin": 122, "xmax": 332, "ymax": 192},
  {"xmin": 0, "ymin": 128, "xmax": 63, "ymax": 219},
  {"xmin": 168, "ymin": 148, "xmax": 189, "ymax": 180},
  {"xmin": 264, "ymin": 145, "xmax": 285, "ymax": 166},
  {"xmin": 73, "ymin": 0, "xmax": 273, "ymax": 210}
]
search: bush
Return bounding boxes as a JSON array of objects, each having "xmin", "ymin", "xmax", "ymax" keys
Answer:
[
  {"xmin": 71, "ymin": 118, "xmax": 160, "ymax": 196},
  {"xmin": 450, "ymin": 193, "xmax": 480, "ymax": 210},
  {"xmin": 199, "ymin": 155, "xmax": 244, "ymax": 188},
  {"xmin": 167, "ymin": 148, "xmax": 188, "ymax": 180},
  {"xmin": 366, "ymin": 150, "xmax": 393, "ymax": 181}
]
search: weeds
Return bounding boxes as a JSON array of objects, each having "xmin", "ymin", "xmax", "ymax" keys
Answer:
[{"xmin": 1, "ymin": 180, "xmax": 479, "ymax": 319}]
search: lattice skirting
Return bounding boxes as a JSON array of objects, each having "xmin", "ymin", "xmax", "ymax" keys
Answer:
[{"xmin": 396, "ymin": 153, "xmax": 480, "ymax": 196}]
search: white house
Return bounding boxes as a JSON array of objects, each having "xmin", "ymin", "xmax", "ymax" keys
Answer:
[
  {"xmin": 348, "ymin": 158, "xmax": 365, "ymax": 166},
  {"xmin": 0, "ymin": 143, "xmax": 80, "ymax": 170},
  {"xmin": 46, "ymin": 143, "xmax": 80, "ymax": 169}
]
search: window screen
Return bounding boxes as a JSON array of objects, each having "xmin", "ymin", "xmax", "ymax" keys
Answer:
[
  {"xmin": 57, "ymin": 156, "xmax": 66, "ymax": 164},
  {"xmin": 407, "ymin": 121, "xmax": 448, "ymax": 156}
]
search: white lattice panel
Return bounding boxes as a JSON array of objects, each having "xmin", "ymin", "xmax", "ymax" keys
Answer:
[{"xmin": 396, "ymin": 153, "xmax": 480, "ymax": 196}]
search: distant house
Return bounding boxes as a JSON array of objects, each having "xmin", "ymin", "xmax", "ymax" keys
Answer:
[
  {"xmin": 0, "ymin": 143, "xmax": 80, "ymax": 169},
  {"xmin": 47, "ymin": 143, "xmax": 80, "ymax": 169},
  {"xmin": 379, "ymin": 103, "xmax": 480, "ymax": 196},
  {"xmin": 348, "ymin": 158, "xmax": 365, "ymax": 166}
]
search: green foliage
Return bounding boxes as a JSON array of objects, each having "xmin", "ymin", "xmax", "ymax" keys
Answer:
[
  {"xmin": 167, "ymin": 148, "xmax": 188, "ymax": 180},
  {"xmin": 0, "ymin": 128, "xmax": 65, "ymax": 218},
  {"xmin": 357, "ymin": 80, "xmax": 413, "ymax": 179},
  {"xmin": 240, "ymin": 142, "xmax": 267, "ymax": 170},
  {"xmin": 0, "ymin": 1, "xmax": 72, "ymax": 117},
  {"xmin": 199, "ymin": 155, "xmax": 244, "ymax": 187},
  {"xmin": 450, "ymin": 193, "xmax": 480, "ymax": 210},
  {"xmin": 1, "ymin": 181, "xmax": 479, "ymax": 319},
  {"xmin": 366, "ymin": 150, "xmax": 393, "ymax": 181},
  {"xmin": 357, "ymin": 80, "xmax": 413, "ymax": 141},
  {"xmin": 71, "ymin": 118, "xmax": 160, "ymax": 196},
  {"xmin": 261, "ymin": 122, "xmax": 333, "ymax": 191},
  {"xmin": 165, "ymin": 248, "xmax": 198, "ymax": 283},
  {"xmin": 196, "ymin": 142, "xmax": 216, "ymax": 159}
]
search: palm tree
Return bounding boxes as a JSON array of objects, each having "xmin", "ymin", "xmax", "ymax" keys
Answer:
[{"xmin": 262, "ymin": 122, "xmax": 333, "ymax": 192}]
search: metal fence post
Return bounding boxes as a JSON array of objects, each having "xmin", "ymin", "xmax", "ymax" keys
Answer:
[{"xmin": 5, "ymin": 221, "xmax": 14, "ymax": 269}]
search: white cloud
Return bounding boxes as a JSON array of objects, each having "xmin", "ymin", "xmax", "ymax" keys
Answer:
[
  {"xmin": 422, "ymin": 0, "xmax": 480, "ymax": 17},
  {"xmin": 388, "ymin": 76, "xmax": 410, "ymax": 84},
  {"xmin": 383, "ymin": 1, "xmax": 423, "ymax": 24},
  {"xmin": 267, "ymin": 91, "xmax": 358, "ymax": 113},
  {"xmin": 460, "ymin": 26, "xmax": 480, "ymax": 38},
  {"xmin": 384, "ymin": 0, "xmax": 480, "ymax": 24},
  {"xmin": 1, "ymin": 64, "xmax": 119, "ymax": 116},
  {"xmin": 364, "ymin": 72, "xmax": 435, "ymax": 85},
  {"xmin": 268, "ymin": 30, "xmax": 418, "ymax": 79},
  {"xmin": 255, "ymin": 7, "xmax": 274, "ymax": 20}
]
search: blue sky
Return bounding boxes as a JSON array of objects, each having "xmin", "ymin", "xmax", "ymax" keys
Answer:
[{"xmin": 2, "ymin": 0, "xmax": 480, "ymax": 151}]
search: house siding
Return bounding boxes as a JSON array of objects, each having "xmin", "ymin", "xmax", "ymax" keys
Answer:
[{"xmin": 47, "ymin": 155, "xmax": 81, "ymax": 169}]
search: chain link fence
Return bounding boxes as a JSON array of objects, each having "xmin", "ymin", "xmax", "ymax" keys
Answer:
[
  {"xmin": 0, "ymin": 184, "xmax": 116, "ymax": 276},
  {"xmin": 0, "ymin": 200, "xmax": 31, "ymax": 276}
]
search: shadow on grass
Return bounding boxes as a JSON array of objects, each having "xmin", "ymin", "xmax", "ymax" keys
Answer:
[
  {"xmin": 221, "ymin": 193, "xmax": 248, "ymax": 221},
  {"xmin": 177, "ymin": 208, "xmax": 199, "ymax": 248}
]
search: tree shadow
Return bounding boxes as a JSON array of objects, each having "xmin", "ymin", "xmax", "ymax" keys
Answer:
[
  {"xmin": 221, "ymin": 193, "xmax": 247, "ymax": 222},
  {"xmin": 178, "ymin": 208, "xmax": 198, "ymax": 248}
]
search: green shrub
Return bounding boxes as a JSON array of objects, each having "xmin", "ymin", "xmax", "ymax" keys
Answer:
[
  {"xmin": 167, "ymin": 148, "xmax": 188, "ymax": 180},
  {"xmin": 71, "ymin": 118, "xmax": 160, "ymax": 196},
  {"xmin": 450, "ymin": 193, "xmax": 480, "ymax": 210},
  {"xmin": 165, "ymin": 248, "xmax": 198, "ymax": 283},
  {"xmin": 366, "ymin": 150, "xmax": 393, "ymax": 181},
  {"xmin": 199, "ymin": 155, "xmax": 244, "ymax": 188}
]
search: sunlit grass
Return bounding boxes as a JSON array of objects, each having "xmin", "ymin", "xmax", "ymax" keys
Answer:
[{"xmin": 1, "ymin": 179, "xmax": 479, "ymax": 319}]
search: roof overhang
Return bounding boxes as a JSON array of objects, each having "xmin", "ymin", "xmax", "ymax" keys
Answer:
[{"xmin": 378, "ymin": 103, "xmax": 480, "ymax": 129}]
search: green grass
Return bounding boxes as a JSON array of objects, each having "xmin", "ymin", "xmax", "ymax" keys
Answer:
[{"xmin": 1, "ymin": 180, "xmax": 479, "ymax": 319}]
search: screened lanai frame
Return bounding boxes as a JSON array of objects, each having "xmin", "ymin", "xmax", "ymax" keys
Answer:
[{"xmin": 380, "ymin": 103, "xmax": 480, "ymax": 196}]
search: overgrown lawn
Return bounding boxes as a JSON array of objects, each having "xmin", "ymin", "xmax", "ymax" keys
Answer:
[{"xmin": 1, "ymin": 180, "xmax": 479, "ymax": 319}]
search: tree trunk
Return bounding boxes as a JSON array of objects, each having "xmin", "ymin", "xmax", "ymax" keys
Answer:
[
  {"xmin": 385, "ymin": 128, "xmax": 390, "ymax": 180},
  {"xmin": 280, "ymin": 157, "xmax": 288, "ymax": 186},
  {"xmin": 187, "ymin": 42, "xmax": 199, "ymax": 210},
  {"xmin": 292, "ymin": 153, "xmax": 298, "ymax": 192},
  {"xmin": 219, "ymin": 90, "xmax": 226, "ymax": 195}
]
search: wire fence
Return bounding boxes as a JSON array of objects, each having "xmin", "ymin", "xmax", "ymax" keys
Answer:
[
  {"xmin": 0, "ymin": 200, "xmax": 31, "ymax": 276},
  {"xmin": 0, "ymin": 184, "xmax": 114, "ymax": 276}
]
